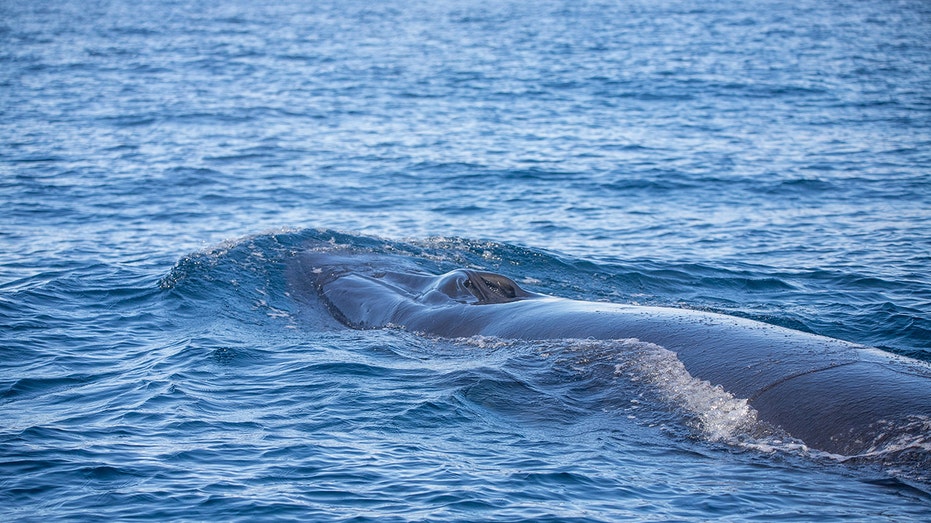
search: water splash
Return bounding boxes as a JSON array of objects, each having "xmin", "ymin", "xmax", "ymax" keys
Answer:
[{"xmin": 451, "ymin": 336, "xmax": 770, "ymax": 445}]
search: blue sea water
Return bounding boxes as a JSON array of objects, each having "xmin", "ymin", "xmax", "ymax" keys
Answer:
[{"xmin": 3, "ymin": 0, "xmax": 931, "ymax": 520}]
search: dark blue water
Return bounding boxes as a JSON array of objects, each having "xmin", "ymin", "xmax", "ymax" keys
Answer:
[{"xmin": 3, "ymin": 0, "xmax": 931, "ymax": 520}]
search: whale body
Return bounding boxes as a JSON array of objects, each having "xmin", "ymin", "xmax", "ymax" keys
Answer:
[{"xmin": 291, "ymin": 250, "xmax": 931, "ymax": 458}]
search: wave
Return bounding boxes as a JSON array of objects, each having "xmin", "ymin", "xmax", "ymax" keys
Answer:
[{"xmin": 161, "ymin": 228, "xmax": 931, "ymax": 358}]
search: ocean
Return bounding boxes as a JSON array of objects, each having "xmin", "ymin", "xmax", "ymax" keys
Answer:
[{"xmin": 2, "ymin": 0, "xmax": 931, "ymax": 520}]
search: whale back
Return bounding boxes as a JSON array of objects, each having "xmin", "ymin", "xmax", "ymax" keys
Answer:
[{"xmin": 291, "ymin": 249, "xmax": 931, "ymax": 458}]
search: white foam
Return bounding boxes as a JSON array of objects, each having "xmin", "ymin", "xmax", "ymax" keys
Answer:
[
  {"xmin": 854, "ymin": 416, "xmax": 931, "ymax": 457},
  {"xmin": 613, "ymin": 341, "xmax": 761, "ymax": 442},
  {"xmin": 451, "ymin": 336, "xmax": 768, "ymax": 445}
]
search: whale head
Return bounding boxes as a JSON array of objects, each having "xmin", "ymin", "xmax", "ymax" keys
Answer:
[{"xmin": 426, "ymin": 270, "xmax": 534, "ymax": 305}]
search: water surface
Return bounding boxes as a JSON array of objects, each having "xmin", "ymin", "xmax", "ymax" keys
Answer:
[{"xmin": 2, "ymin": 0, "xmax": 931, "ymax": 520}]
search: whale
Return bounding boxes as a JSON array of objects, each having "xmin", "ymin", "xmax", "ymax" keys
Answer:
[{"xmin": 290, "ymin": 249, "xmax": 931, "ymax": 458}]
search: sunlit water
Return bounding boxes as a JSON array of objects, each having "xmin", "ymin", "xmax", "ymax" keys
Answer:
[{"xmin": 2, "ymin": 1, "xmax": 931, "ymax": 520}]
